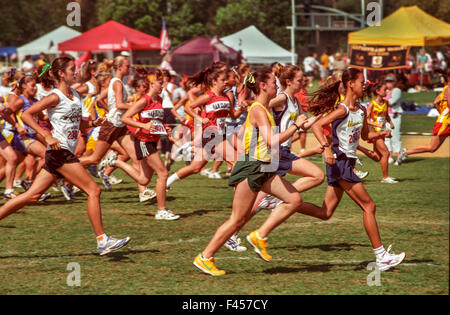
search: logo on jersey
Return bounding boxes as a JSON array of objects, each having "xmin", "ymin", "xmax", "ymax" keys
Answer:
[
  {"xmin": 61, "ymin": 108, "xmax": 82, "ymax": 123},
  {"xmin": 141, "ymin": 109, "xmax": 164, "ymax": 119},
  {"xmin": 205, "ymin": 101, "xmax": 230, "ymax": 113},
  {"xmin": 348, "ymin": 120, "xmax": 362, "ymax": 127}
]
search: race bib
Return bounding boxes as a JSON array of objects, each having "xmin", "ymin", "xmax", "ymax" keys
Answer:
[{"xmin": 150, "ymin": 120, "xmax": 167, "ymax": 135}]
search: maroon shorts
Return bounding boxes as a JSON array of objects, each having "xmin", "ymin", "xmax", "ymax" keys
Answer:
[
  {"xmin": 98, "ymin": 121, "xmax": 128, "ymax": 144},
  {"xmin": 43, "ymin": 149, "xmax": 79, "ymax": 178}
]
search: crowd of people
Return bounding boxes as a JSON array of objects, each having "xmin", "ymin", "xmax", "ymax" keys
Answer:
[{"xmin": 0, "ymin": 51, "xmax": 448, "ymax": 276}]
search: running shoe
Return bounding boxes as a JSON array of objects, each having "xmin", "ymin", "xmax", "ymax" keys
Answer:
[
  {"xmin": 355, "ymin": 170, "xmax": 369, "ymax": 179},
  {"xmin": 88, "ymin": 165, "xmax": 99, "ymax": 178},
  {"xmin": 3, "ymin": 190, "xmax": 19, "ymax": 200},
  {"xmin": 155, "ymin": 208, "xmax": 180, "ymax": 220},
  {"xmin": 38, "ymin": 193, "xmax": 51, "ymax": 202},
  {"xmin": 246, "ymin": 230, "xmax": 272, "ymax": 262},
  {"xmin": 381, "ymin": 177, "xmax": 398, "ymax": 184},
  {"xmin": 13, "ymin": 180, "xmax": 22, "ymax": 188},
  {"xmin": 200, "ymin": 168, "xmax": 211, "ymax": 177},
  {"xmin": 388, "ymin": 157, "xmax": 394, "ymax": 164},
  {"xmin": 208, "ymin": 172, "xmax": 222, "ymax": 179},
  {"xmin": 255, "ymin": 195, "xmax": 281, "ymax": 213},
  {"xmin": 396, "ymin": 148, "xmax": 407, "ymax": 165},
  {"xmin": 226, "ymin": 168, "xmax": 232, "ymax": 177},
  {"xmin": 193, "ymin": 253, "xmax": 226, "ymax": 276},
  {"xmin": 61, "ymin": 184, "xmax": 75, "ymax": 201},
  {"xmin": 98, "ymin": 236, "xmax": 131, "ymax": 256},
  {"xmin": 375, "ymin": 245, "xmax": 406, "ymax": 271},
  {"xmin": 20, "ymin": 179, "xmax": 32, "ymax": 191},
  {"xmin": 108, "ymin": 174, "xmax": 123, "ymax": 185},
  {"xmin": 99, "ymin": 151, "xmax": 118, "ymax": 171},
  {"xmin": 139, "ymin": 189, "xmax": 157, "ymax": 202},
  {"xmin": 224, "ymin": 235, "xmax": 247, "ymax": 252},
  {"xmin": 356, "ymin": 158, "xmax": 363, "ymax": 166},
  {"xmin": 98, "ymin": 170, "xmax": 112, "ymax": 190},
  {"xmin": 72, "ymin": 186, "xmax": 81, "ymax": 194}
]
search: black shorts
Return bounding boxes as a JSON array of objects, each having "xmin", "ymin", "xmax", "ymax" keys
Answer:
[
  {"xmin": 43, "ymin": 149, "xmax": 80, "ymax": 178},
  {"xmin": 134, "ymin": 139, "xmax": 158, "ymax": 160},
  {"xmin": 163, "ymin": 108, "xmax": 176, "ymax": 125}
]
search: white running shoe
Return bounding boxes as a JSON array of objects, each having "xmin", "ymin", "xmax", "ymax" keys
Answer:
[
  {"xmin": 139, "ymin": 189, "xmax": 157, "ymax": 202},
  {"xmin": 155, "ymin": 208, "xmax": 180, "ymax": 220},
  {"xmin": 72, "ymin": 186, "xmax": 80, "ymax": 194},
  {"xmin": 208, "ymin": 172, "xmax": 222, "ymax": 179},
  {"xmin": 388, "ymin": 157, "xmax": 394, "ymax": 164},
  {"xmin": 375, "ymin": 245, "xmax": 406, "ymax": 271},
  {"xmin": 98, "ymin": 236, "xmax": 131, "ymax": 256},
  {"xmin": 108, "ymin": 174, "xmax": 123, "ymax": 185},
  {"xmin": 200, "ymin": 168, "xmax": 211, "ymax": 177},
  {"xmin": 13, "ymin": 180, "xmax": 22, "ymax": 188},
  {"xmin": 255, "ymin": 195, "xmax": 282, "ymax": 213},
  {"xmin": 355, "ymin": 170, "xmax": 369, "ymax": 179},
  {"xmin": 224, "ymin": 235, "xmax": 247, "ymax": 252},
  {"xmin": 381, "ymin": 177, "xmax": 398, "ymax": 184},
  {"xmin": 99, "ymin": 151, "xmax": 118, "ymax": 171},
  {"xmin": 396, "ymin": 148, "xmax": 407, "ymax": 165},
  {"xmin": 356, "ymin": 158, "xmax": 363, "ymax": 166}
]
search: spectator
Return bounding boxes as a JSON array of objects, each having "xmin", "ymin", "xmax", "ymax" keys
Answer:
[
  {"xmin": 22, "ymin": 55, "xmax": 34, "ymax": 74},
  {"xmin": 37, "ymin": 52, "xmax": 48, "ymax": 67},
  {"xmin": 160, "ymin": 54, "xmax": 173, "ymax": 71},
  {"xmin": 320, "ymin": 50, "xmax": 330, "ymax": 83},
  {"xmin": 384, "ymin": 75, "xmax": 403, "ymax": 165},
  {"xmin": 303, "ymin": 52, "xmax": 320, "ymax": 88},
  {"xmin": 332, "ymin": 52, "xmax": 346, "ymax": 76}
]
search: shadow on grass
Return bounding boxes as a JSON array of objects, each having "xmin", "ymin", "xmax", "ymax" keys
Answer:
[
  {"xmin": 0, "ymin": 225, "xmax": 16, "ymax": 229},
  {"xmin": 264, "ymin": 264, "xmax": 334, "ymax": 274},
  {"xmin": 180, "ymin": 209, "xmax": 224, "ymax": 218},
  {"xmin": 0, "ymin": 248, "xmax": 160, "ymax": 261},
  {"xmin": 274, "ymin": 242, "xmax": 370, "ymax": 252},
  {"xmin": 402, "ymin": 158, "xmax": 424, "ymax": 164}
]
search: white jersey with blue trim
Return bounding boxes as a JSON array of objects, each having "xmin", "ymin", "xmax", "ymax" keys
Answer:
[
  {"xmin": 331, "ymin": 102, "xmax": 365, "ymax": 159},
  {"xmin": 48, "ymin": 88, "xmax": 82, "ymax": 154},
  {"xmin": 273, "ymin": 92, "xmax": 302, "ymax": 148}
]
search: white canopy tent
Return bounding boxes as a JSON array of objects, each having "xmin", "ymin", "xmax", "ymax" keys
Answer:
[
  {"xmin": 221, "ymin": 25, "xmax": 297, "ymax": 65},
  {"xmin": 17, "ymin": 26, "xmax": 81, "ymax": 62}
]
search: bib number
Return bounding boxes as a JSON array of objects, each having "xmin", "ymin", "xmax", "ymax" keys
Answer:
[
  {"xmin": 150, "ymin": 121, "xmax": 167, "ymax": 135},
  {"xmin": 67, "ymin": 129, "xmax": 79, "ymax": 140}
]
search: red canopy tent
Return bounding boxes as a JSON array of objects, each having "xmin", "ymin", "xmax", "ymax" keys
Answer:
[
  {"xmin": 171, "ymin": 36, "xmax": 239, "ymax": 75},
  {"xmin": 58, "ymin": 20, "xmax": 160, "ymax": 52}
]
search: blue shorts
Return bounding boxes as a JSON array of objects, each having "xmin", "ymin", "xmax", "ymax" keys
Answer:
[
  {"xmin": 326, "ymin": 154, "xmax": 361, "ymax": 187},
  {"xmin": 276, "ymin": 146, "xmax": 300, "ymax": 177},
  {"xmin": 10, "ymin": 132, "xmax": 36, "ymax": 153}
]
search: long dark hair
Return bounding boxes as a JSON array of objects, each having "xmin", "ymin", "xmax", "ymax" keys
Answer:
[{"xmin": 309, "ymin": 68, "xmax": 362, "ymax": 115}]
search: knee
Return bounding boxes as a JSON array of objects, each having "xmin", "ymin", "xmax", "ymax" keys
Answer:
[
  {"xmin": 364, "ymin": 202, "xmax": 376, "ymax": 215},
  {"xmin": 158, "ymin": 169, "xmax": 169, "ymax": 180},
  {"xmin": 315, "ymin": 171, "xmax": 325, "ymax": 185},
  {"xmin": 86, "ymin": 184, "xmax": 101, "ymax": 198},
  {"xmin": 286, "ymin": 193, "xmax": 302, "ymax": 211},
  {"xmin": 191, "ymin": 165, "xmax": 203, "ymax": 174}
]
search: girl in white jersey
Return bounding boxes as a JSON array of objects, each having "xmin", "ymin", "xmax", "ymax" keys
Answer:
[
  {"xmin": 0, "ymin": 57, "xmax": 130, "ymax": 256},
  {"xmin": 79, "ymin": 56, "xmax": 134, "ymax": 170},
  {"xmin": 296, "ymin": 68, "xmax": 405, "ymax": 271}
]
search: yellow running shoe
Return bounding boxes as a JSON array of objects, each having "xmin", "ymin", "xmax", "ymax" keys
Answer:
[
  {"xmin": 246, "ymin": 230, "xmax": 272, "ymax": 262},
  {"xmin": 193, "ymin": 253, "xmax": 226, "ymax": 276}
]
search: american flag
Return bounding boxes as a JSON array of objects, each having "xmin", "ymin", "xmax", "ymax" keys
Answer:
[{"xmin": 160, "ymin": 17, "xmax": 171, "ymax": 56}]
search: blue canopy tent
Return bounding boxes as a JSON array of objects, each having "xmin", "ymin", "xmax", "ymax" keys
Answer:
[{"xmin": 0, "ymin": 46, "xmax": 17, "ymax": 57}]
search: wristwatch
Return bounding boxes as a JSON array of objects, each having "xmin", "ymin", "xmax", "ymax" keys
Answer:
[{"xmin": 320, "ymin": 143, "xmax": 330, "ymax": 149}]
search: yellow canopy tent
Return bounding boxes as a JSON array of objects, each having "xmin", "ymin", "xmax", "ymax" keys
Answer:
[{"xmin": 348, "ymin": 6, "xmax": 450, "ymax": 46}]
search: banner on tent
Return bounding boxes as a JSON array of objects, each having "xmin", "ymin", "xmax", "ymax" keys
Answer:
[{"xmin": 349, "ymin": 45, "xmax": 410, "ymax": 70}]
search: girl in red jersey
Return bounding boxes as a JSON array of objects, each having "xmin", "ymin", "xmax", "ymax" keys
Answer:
[
  {"xmin": 103, "ymin": 70, "xmax": 180, "ymax": 220},
  {"xmin": 166, "ymin": 66, "xmax": 245, "ymax": 188}
]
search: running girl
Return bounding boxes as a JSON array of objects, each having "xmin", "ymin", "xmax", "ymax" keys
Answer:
[
  {"xmin": 0, "ymin": 57, "xmax": 131, "ymax": 255},
  {"xmin": 193, "ymin": 70, "xmax": 307, "ymax": 276},
  {"xmin": 295, "ymin": 68, "xmax": 405, "ymax": 271}
]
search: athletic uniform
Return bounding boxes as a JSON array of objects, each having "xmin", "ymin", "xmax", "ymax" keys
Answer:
[
  {"xmin": 432, "ymin": 85, "xmax": 449, "ymax": 137},
  {"xmin": 134, "ymin": 94, "xmax": 165, "ymax": 160},
  {"xmin": 98, "ymin": 77, "xmax": 128, "ymax": 144},
  {"xmin": 326, "ymin": 102, "xmax": 365, "ymax": 187},
  {"xmin": 14, "ymin": 95, "xmax": 39, "ymax": 151},
  {"xmin": 228, "ymin": 102, "xmax": 276, "ymax": 192},
  {"xmin": 86, "ymin": 100, "xmax": 106, "ymax": 152},
  {"xmin": 224, "ymin": 86, "xmax": 239, "ymax": 138},
  {"xmin": 370, "ymin": 99, "xmax": 388, "ymax": 133},
  {"xmin": 36, "ymin": 83, "xmax": 53, "ymax": 131},
  {"xmin": 272, "ymin": 92, "xmax": 301, "ymax": 176},
  {"xmin": 201, "ymin": 90, "xmax": 231, "ymax": 147},
  {"xmin": 43, "ymin": 88, "xmax": 82, "ymax": 177}
]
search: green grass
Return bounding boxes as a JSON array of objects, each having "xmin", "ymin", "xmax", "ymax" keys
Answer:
[
  {"xmin": 0, "ymin": 156, "xmax": 448, "ymax": 295},
  {"xmin": 401, "ymin": 114, "xmax": 436, "ymax": 134}
]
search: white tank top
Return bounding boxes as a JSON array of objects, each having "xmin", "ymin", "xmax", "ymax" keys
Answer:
[
  {"xmin": 47, "ymin": 88, "xmax": 82, "ymax": 154},
  {"xmin": 107, "ymin": 77, "xmax": 127, "ymax": 127},
  {"xmin": 332, "ymin": 102, "xmax": 365, "ymax": 159},
  {"xmin": 273, "ymin": 92, "xmax": 301, "ymax": 148}
]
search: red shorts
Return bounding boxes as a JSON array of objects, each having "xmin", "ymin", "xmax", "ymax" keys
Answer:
[
  {"xmin": 183, "ymin": 119, "xmax": 195, "ymax": 134},
  {"xmin": 432, "ymin": 122, "xmax": 450, "ymax": 137}
]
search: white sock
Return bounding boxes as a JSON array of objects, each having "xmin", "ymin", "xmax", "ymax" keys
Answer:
[
  {"xmin": 256, "ymin": 231, "xmax": 267, "ymax": 241},
  {"xmin": 5, "ymin": 188, "xmax": 14, "ymax": 194},
  {"xmin": 373, "ymin": 245, "xmax": 386, "ymax": 258},
  {"xmin": 97, "ymin": 233, "xmax": 108, "ymax": 247},
  {"xmin": 166, "ymin": 173, "xmax": 180, "ymax": 187}
]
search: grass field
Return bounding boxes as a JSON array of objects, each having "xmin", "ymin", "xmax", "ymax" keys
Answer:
[{"xmin": 0, "ymin": 155, "xmax": 448, "ymax": 295}]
